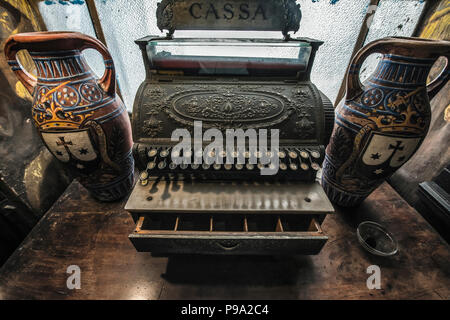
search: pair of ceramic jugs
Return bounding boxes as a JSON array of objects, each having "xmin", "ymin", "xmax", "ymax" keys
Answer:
[{"xmin": 4, "ymin": 32, "xmax": 450, "ymax": 205}]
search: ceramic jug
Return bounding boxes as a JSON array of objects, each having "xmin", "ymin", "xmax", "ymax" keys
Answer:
[
  {"xmin": 322, "ymin": 37, "xmax": 450, "ymax": 207},
  {"xmin": 4, "ymin": 32, "xmax": 134, "ymax": 202}
]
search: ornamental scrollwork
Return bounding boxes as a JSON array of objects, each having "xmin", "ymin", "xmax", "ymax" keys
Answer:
[{"xmin": 165, "ymin": 87, "xmax": 293, "ymax": 130}]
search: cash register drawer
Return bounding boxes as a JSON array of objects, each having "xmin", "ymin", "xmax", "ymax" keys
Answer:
[
  {"xmin": 126, "ymin": 180, "xmax": 333, "ymax": 255},
  {"xmin": 129, "ymin": 213, "xmax": 328, "ymax": 255}
]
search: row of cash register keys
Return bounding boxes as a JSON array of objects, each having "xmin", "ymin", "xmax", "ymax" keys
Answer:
[{"xmin": 139, "ymin": 146, "xmax": 323, "ymax": 184}]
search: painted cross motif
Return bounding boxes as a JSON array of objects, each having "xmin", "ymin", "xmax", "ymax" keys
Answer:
[
  {"xmin": 41, "ymin": 130, "xmax": 98, "ymax": 163},
  {"xmin": 360, "ymin": 132, "xmax": 422, "ymax": 179},
  {"xmin": 56, "ymin": 137, "xmax": 73, "ymax": 148},
  {"xmin": 388, "ymin": 141, "xmax": 404, "ymax": 154}
]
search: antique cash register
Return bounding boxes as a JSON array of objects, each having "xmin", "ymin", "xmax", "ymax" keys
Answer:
[{"xmin": 125, "ymin": 0, "xmax": 335, "ymax": 255}]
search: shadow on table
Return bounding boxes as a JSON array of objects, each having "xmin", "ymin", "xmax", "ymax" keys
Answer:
[{"xmin": 160, "ymin": 254, "xmax": 317, "ymax": 286}]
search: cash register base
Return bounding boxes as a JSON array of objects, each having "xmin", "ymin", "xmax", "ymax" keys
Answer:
[{"xmin": 127, "ymin": 179, "xmax": 333, "ymax": 255}]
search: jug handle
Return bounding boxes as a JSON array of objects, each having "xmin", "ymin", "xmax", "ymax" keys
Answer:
[
  {"xmin": 426, "ymin": 55, "xmax": 449, "ymax": 101},
  {"xmin": 4, "ymin": 37, "xmax": 37, "ymax": 95},
  {"xmin": 78, "ymin": 35, "xmax": 116, "ymax": 97},
  {"xmin": 345, "ymin": 39, "xmax": 389, "ymax": 101},
  {"xmin": 347, "ymin": 38, "xmax": 450, "ymax": 102},
  {"xmin": 4, "ymin": 34, "xmax": 116, "ymax": 97}
]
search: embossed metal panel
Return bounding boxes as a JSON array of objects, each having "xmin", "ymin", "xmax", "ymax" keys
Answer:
[
  {"xmin": 133, "ymin": 81, "xmax": 332, "ymax": 145},
  {"xmin": 169, "ymin": 89, "xmax": 287, "ymax": 123},
  {"xmin": 156, "ymin": 0, "xmax": 302, "ymax": 36},
  {"xmin": 125, "ymin": 180, "xmax": 334, "ymax": 214}
]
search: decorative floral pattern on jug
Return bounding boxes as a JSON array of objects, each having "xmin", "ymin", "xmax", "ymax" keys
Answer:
[
  {"xmin": 4, "ymin": 32, "xmax": 134, "ymax": 202},
  {"xmin": 322, "ymin": 37, "xmax": 450, "ymax": 207}
]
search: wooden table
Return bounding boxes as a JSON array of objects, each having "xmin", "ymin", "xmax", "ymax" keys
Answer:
[{"xmin": 0, "ymin": 181, "xmax": 448, "ymax": 300}]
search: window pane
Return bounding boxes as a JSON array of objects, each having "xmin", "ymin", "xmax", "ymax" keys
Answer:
[
  {"xmin": 94, "ymin": 0, "xmax": 160, "ymax": 111},
  {"xmin": 38, "ymin": 0, "xmax": 96, "ymax": 36},
  {"xmin": 39, "ymin": 0, "xmax": 426, "ymax": 111},
  {"xmin": 360, "ymin": 0, "xmax": 426, "ymax": 82},
  {"xmin": 37, "ymin": 1, "xmax": 105, "ymax": 79},
  {"xmin": 94, "ymin": 0, "xmax": 371, "ymax": 109},
  {"xmin": 299, "ymin": 0, "xmax": 371, "ymax": 103}
]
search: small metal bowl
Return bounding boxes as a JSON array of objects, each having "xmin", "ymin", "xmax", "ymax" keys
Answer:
[{"xmin": 357, "ymin": 221, "xmax": 398, "ymax": 257}]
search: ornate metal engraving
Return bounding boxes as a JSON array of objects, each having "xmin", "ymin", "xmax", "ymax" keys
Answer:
[
  {"xmin": 140, "ymin": 85, "xmax": 167, "ymax": 137},
  {"xmin": 143, "ymin": 116, "xmax": 163, "ymax": 137},
  {"xmin": 295, "ymin": 110, "xmax": 315, "ymax": 138},
  {"xmin": 156, "ymin": 0, "xmax": 301, "ymax": 36},
  {"xmin": 133, "ymin": 80, "xmax": 333, "ymax": 142},
  {"xmin": 165, "ymin": 87, "xmax": 294, "ymax": 130}
]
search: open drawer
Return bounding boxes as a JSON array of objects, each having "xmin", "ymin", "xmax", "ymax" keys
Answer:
[{"xmin": 129, "ymin": 213, "xmax": 328, "ymax": 255}]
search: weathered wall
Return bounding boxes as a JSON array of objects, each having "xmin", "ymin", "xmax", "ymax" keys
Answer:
[{"xmin": 388, "ymin": 0, "xmax": 450, "ymax": 240}]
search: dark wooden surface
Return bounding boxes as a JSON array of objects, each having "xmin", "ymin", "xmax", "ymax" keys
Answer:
[{"xmin": 0, "ymin": 180, "xmax": 448, "ymax": 300}]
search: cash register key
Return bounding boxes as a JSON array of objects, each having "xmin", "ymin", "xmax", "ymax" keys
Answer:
[
  {"xmin": 301, "ymin": 163, "xmax": 310, "ymax": 171},
  {"xmin": 278, "ymin": 151, "xmax": 286, "ymax": 159},
  {"xmin": 213, "ymin": 164, "xmax": 222, "ymax": 170},
  {"xmin": 257, "ymin": 163, "xmax": 265, "ymax": 170},
  {"xmin": 147, "ymin": 162, "xmax": 156, "ymax": 170},
  {"xmin": 280, "ymin": 163, "xmax": 288, "ymax": 171},
  {"xmin": 246, "ymin": 163, "xmax": 255, "ymax": 170},
  {"xmin": 290, "ymin": 163, "xmax": 298, "ymax": 170},
  {"xmin": 224, "ymin": 164, "xmax": 233, "ymax": 170},
  {"xmin": 158, "ymin": 161, "xmax": 167, "ymax": 169},
  {"xmin": 139, "ymin": 171, "xmax": 149, "ymax": 181},
  {"xmin": 255, "ymin": 151, "xmax": 262, "ymax": 159},
  {"xmin": 202, "ymin": 163, "xmax": 211, "ymax": 170},
  {"xmin": 219, "ymin": 150, "xmax": 227, "ymax": 158},
  {"xmin": 232, "ymin": 151, "xmax": 239, "ymax": 158},
  {"xmin": 300, "ymin": 151, "xmax": 309, "ymax": 159},
  {"xmin": 169, "ymin": 162, "xmax": 177, "ymax": 170},
  {"xmin": 311, "ymin": 151, "xmax": 321, "ymax": 159},
  {"xmin": 180, "ymin": 163, "xmax": 188, "ymax": 170},
  {"xmin": 191, "ymin": 163, "xmax": 200, "ymax": 170},
  {"xmin": 140, "ymin": 179, "xmax": 148, "ymax": 187},
  {"xmin": 147, "ymin": 149, "xmax": 158, "ymax": 158},
  {"xmin": 266, "ymin": 151, "xmax": 273, "ymax": 158},
  {"xmin": 288, "ymin": 151, "xmax": 298, "ymax": 159},
  {"xmin": 208, "ymin": 150, "xmax": 216, "ymax": 158},
  {"xmin": 268, "ymin": 163, "xmax": 276, "ymax": 170},
  {"xmin": 160, "ymin": 149, "xmax": 170, "ymax": 158},
  {"xmin": 311, "ymin": 163, "xmax": 320, "ymax": 171},
  {"xmin": 235, "ymin": 164, "xmax": 244, "ymax": 170},
  {"xmin": 244, "ymin": 151, "xmax": 250, "ymax": 159}
]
